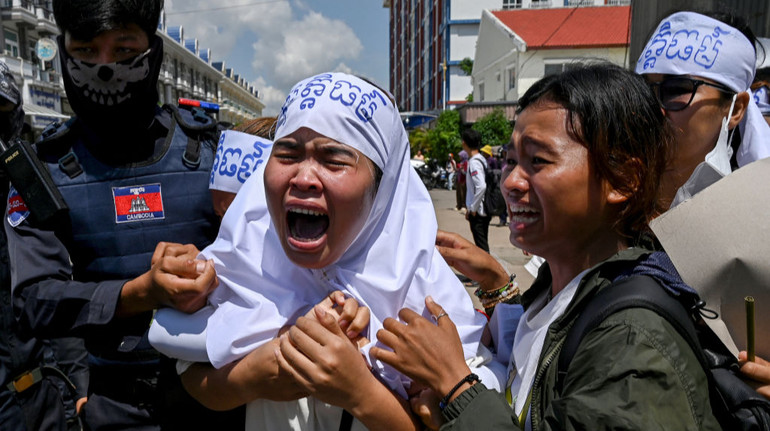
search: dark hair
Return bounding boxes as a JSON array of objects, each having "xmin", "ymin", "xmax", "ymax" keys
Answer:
[
  {"xmin": 461, "ymin": 129, "xmax": 482, "ymax": 150},
  {"xmin": 517, "ymin": 62, "xmax": 673, "ymax": 239},
  {"xmin": 705, "ymin": 11, "xmax": 757, "ymax": 51},
  {"xmin": 53, "ymin": 0, "xmax": 163, "ymax": 40},
  {"xmin": 235, "ymin": 116, "xmax": 278, "ymax": 140},
  {"xmin": 706, "ymin": 11, "xmax": 759, "ymax": 106}
]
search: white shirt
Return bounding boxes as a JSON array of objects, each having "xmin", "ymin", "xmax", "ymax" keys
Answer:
[
  {"xmin": 507, "ymin": 269, "xmax": 589, "ymax": 426},
  {"xmin": 466, "ymin": 153, "xmax": 487, "ymax": 215}
]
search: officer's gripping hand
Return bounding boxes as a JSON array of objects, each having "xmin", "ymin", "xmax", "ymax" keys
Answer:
[{"xmin": 118, "ymin": 242, "xmax": 218, "ymax": 317}]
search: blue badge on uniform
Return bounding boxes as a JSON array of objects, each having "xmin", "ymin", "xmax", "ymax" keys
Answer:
[
  {"xmin": 113, "ymin": 184, "xmax": 165, "ymax": 223},
  {"xmin": 6, "ymin": 187, "xmax": 30, "ymax": 227}
]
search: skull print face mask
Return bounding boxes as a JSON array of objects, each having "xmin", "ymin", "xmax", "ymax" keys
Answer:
[{"xmin": 59, "ymin": 34, "xmax": 163, "ymax": 136}]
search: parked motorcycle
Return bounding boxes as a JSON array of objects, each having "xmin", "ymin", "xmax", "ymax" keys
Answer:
[{"xmin": 414, "ymin": 160, "xmax": 447, "ymax": 190}]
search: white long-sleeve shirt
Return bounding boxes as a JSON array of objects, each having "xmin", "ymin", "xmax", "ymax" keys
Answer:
[{"xmin": 466, "ymin": 153, "xmax": 487, "ymax": 215}]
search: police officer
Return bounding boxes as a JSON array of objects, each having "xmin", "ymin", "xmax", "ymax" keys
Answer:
[
  {"xmin": 5, "ymin": 1, "xmax": 242, "ymax": 429},
  {"xmin": 0, "ymin": 60, "xmax": 86, "ymax": 431}
]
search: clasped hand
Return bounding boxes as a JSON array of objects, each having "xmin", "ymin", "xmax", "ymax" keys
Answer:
[
  {"xmin": 275, "ymin": 291, "xmax": 373, "ymax": 411},
  {"xmin": 119, "ymin": 242, "xmax": 216, "ymax": 316}
]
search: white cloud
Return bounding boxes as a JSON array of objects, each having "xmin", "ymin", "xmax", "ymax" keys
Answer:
[
  {"xmin": 250, "ymin": 76, "xmax": 286, "ymax": 117},
  {"xmin": 164, "ymin": 1, "xmax": 365, "ymax": 116},
  {"xmin": 165, "ymin": 0, "xmax": 292, "ymax": 59},
  {"xmin": 256, "ymin": 12, "xmax": 362, "ymax": 87}
]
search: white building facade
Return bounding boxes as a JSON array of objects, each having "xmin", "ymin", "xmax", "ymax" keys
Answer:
[
  {"xmin": 472, "ymin": 6, "xmax": 630, "ymax": 104},
  {"xmin": 158, "ymin": 23, "xmax": 264, "ymax": 126}
]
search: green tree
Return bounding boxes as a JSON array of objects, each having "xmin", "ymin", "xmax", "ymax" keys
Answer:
[
  {"xmin": 472, "ymin": 108, "xmax": 513, "ymax": 148},
  {"xmin": 459, "ymin": 57, "xmax": 473, "ymax": 76},
  {"xmin": 428, "ymin": 110, "xmax": 461, "ymax": 161},
  {"xmin": 409, "ymin": 127, "xmax": 430, "ymax": 157},
  {"xmin": 408, "ymin": 110, "xmax": 462, "ymax": 162}
]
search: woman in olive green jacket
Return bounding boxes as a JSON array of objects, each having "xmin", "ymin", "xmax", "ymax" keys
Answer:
[{"xmin": 371, "ymin": 63, "xmax": 720, "ymax": 430}]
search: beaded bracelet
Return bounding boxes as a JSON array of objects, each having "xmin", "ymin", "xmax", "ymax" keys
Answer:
[
  {"xmin": 474, "ymin": 273, "xmax": 517, "ymax": 300},
  {"xmin": 439, "ymin": 373, "xmax": 480, "ymax": 410},
  {"xmin": 480, "ymin": 285, "xmax": 520, "ymax": 309}
]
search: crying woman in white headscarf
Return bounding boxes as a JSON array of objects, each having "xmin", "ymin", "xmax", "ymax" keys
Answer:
[{"xmin": 148, "ymin": 72, "xmax": 504, "ymax": 431}]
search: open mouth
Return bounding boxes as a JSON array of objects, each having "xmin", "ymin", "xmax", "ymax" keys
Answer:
[
  {"xmin": 287, "ymin": 208, "xmax": 330, "ymax": 242},
  {"xmin": 509, "ymin": 204, "xmax": 539, "ymax": 224}
]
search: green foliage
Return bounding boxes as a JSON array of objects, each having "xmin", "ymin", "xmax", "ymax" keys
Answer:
[
  {"xmin": 459, "ymin": 57, "xmax": 473, "ymax": 76},
  {"xmin": 472, "ymin": 108, "xmax": 512, "ymax": 148},
  {"xmin": 409, "ymin": 127, "xmax": 430, "ymax": 158},
  {"xmin": 465, "ymin": 93, "xmax": 473, "ymax": 102},
  {"xmin": 408, "ymin": 110, "xmax": 462, "ymax": 161},
  {"xmin": 429, "ymin": 110, "xmax": 462, "ymax": 161}
]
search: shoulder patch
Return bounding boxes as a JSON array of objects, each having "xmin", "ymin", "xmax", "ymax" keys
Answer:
[{"xmin": 7, "ymin": 187, "xmax": 30, "ymax": 227}]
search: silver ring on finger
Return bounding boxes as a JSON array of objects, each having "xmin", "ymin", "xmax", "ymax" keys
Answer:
[{"xmin": 433, "ymin": 311, "xmax": 448, "ymax": 322}]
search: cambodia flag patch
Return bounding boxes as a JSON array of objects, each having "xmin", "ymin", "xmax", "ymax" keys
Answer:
[
  {"xmin": 113, "ymin": 184, "xmax": 165, "ymax": 223},
  {"xmin": 7, "ymin": 187, "xmax": 30, "ymax": 227}
]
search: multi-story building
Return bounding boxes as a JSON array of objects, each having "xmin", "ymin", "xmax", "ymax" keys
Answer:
[
  {"xmin": 159, "ymin": 21, "xmax": 264, "ymax": 126},
  {"xmin": 0, "ymin": 0, "xmax": 68, "ymax": 134},
  {"xmin": 384, "ymin": 0, "xmax": 631, "ymax": 117},
  {"xmin": 0, "ymin": 3, "xmax": 263, "ymax": 138}
]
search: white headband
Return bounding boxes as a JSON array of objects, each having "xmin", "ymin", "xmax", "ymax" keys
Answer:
[
  {"xmin": 274, "ymin": 73, "xmax": 396, "ymax": 170},
  {"xmin": 753, "ymin": 85, "xmax": 770, "ymax": 115},
  {"xmin": 209, "ymin": 130, "xmax": 272, "ymax": 193},
  {"xmin": 637, "ymin": 12, "xmax": 770, "ymax": 167},
  {"xmin": 636, "ymin": 12, "xmax": 755, "ymax": 92}
]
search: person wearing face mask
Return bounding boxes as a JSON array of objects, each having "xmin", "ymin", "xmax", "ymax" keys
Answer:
[
  {"xmin": 3, "ymin": 1, "xmax": 243, "ymax": 429},
  {"xmin": 636, "ymin": 9, "xmax": 770, "ymax": 405},
  {"xmin": 636, "ymin": 11, "xmax": 770, "ymax": 208}
]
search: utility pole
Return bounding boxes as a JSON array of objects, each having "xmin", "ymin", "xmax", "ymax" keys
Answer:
[{"xmin": 442, "ymin": 60, "xmax": 447, "ymax": 111}]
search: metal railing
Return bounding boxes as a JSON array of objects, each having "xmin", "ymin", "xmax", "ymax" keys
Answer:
[{"xmin": 1, "ymin": 0, "xmax": 35, "ymax": 12}]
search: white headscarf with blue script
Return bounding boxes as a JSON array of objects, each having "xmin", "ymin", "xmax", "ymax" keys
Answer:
[
  {"xmin": 636, "ymin": 11, "xmax": 770, "ymax": 168},
  {"xmin": 753, "ymin": 85, "xmax": 770, "ymax": 115},
  {"xmin": 209, "ymin": 130, "xmax": 273, "ymax": 194},
  {"xmin": 151, "ymin": 73, "xmax": 503, "ymax": 398}
]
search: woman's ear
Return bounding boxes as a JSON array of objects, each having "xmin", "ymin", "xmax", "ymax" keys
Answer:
[
  {"xmin": 606, "ymin": 157, "xmax": 643, "ymax": 205},
  {"xmin": 728, "ymin": 91, "xmax": 751, "ymax": 130},
  {"xmin": 607, "ymin": 188, "xmax": 630, "ymax": 204}
]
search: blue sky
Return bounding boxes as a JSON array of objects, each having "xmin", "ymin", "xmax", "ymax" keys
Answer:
[{"xmin": 165, "ymin": 0, "xmax": 390, "ymax": 115}]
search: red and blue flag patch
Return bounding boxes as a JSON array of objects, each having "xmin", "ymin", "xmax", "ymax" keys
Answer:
[
  {"xmin": 113, "ymin": 184, "xmax": 165, "ymax": 223},
  {"xmin": 6, "ymin": 187, "xmax": 30, "ymax": 227}
]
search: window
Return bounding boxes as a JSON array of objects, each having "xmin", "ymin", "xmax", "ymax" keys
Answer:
[
  {"xmin": 28, "ymin": 38, "xmax": 37, "ymax": 62},
  {"xmin": 530, "ymin": 0, "xmax": 551, "ymax": 8},
  {"xmin": 507, "ymin": 67, "xmax": 516, "ymax": 90},
  {"xmin": 544, "ymin": 62, "xmax": 574, "ymax": 76},
  {"xmin": 502, "ymin": 0, "xmax": 522, "ymax": 9},
  {"xmin": 478, "ymin": 82, "xmax": 485, "ymax": 102},
  {"xmin": 4, "ymin": 29, "xmax": 18, "ymax": 58}
]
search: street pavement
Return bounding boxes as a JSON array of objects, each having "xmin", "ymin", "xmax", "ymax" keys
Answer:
[{"xmin": 428, "ymin": 187, "xmax": 536, "ymax": 308}]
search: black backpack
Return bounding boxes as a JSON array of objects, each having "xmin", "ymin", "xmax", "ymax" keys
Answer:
[
  {"xmin": 557, "ymin": 275, "xmax": 770, "ymax": 431},
  {"xmin": 483, "ymin": 164, "xmax": 505, "ymax": 217}
]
